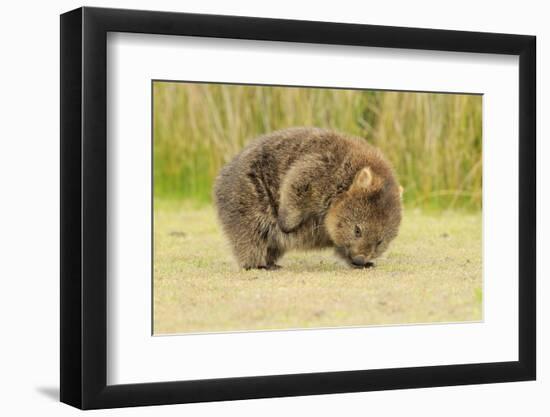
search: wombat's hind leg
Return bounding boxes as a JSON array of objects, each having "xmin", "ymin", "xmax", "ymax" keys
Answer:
[
  {"xmin": 239, "ymin": 243, "xmax": 283, "ymax": 270},
  {"xmin": 237, "ymin": 239, "xmax": 269, "ymax": 270},
  {"xmin": 265, "ymin": 246, "xmax": 284, "ymax": 270}
]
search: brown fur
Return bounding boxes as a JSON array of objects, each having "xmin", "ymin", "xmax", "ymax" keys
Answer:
[{"xmin": 213, "ymin": 127, "xmax": 402, "ymax": 269}]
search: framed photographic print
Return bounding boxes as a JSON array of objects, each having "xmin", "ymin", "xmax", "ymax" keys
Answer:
[{"xmin": 60, "ymin": 6, "xmax": 536, "ymax": 409}]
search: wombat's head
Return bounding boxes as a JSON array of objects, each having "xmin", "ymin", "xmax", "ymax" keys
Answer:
[{"xmin": 325, "ymin": 167, "xmax": 402, "ymax": 268}]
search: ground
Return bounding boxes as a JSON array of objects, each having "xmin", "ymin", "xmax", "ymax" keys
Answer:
[{"xmin": 153, "ymin": 201, "xmax": 482, "ymax": 335}]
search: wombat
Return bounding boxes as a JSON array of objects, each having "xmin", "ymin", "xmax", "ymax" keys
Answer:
[{"xmin": 213, "ymin": 127, "xmax": 402, "ymax": 270}]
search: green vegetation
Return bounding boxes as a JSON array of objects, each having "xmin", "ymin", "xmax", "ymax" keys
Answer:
[
  {"xmin": 153, "ymin": 82, "xmax": 482, "ymax": 210},
  {"xmin": 154, "ymin": 203, "xmax": 482, "ymax": 334}
]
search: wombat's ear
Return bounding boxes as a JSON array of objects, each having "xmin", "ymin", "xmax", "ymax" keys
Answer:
[{"xmin": 351, "ymin": 167, "xmax": 382, "ymax": 194}]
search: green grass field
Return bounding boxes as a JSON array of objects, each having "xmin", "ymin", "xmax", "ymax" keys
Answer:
[
  {"xmin": 153, "ymin": 83, "xmax": 482, "ymax": 210},
  {"xmin": 153, "ymin": 202, "xmax": 482, "ymax": 335}
]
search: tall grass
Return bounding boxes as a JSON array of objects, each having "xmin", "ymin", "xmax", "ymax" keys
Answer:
[{"xmin": 153, "ymin": 82, "xmax": 482, "ymax": 210}]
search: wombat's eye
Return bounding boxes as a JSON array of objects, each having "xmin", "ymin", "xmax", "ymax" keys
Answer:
[
  {"xmin": 376, "ymin": 239, "xmax": 383, "ymax": 247},
  {"xmin": 354, "ymin": 225, "xmax": 362, "ymax": 238}
]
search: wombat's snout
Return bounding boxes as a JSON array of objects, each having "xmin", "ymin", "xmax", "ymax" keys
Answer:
[
  {"xmin": 351, "ymin": 255, "xmax": 366, "ymax": 266},
  {"xmin": 351, "ymin": 255, "xmax": 374, "ymax": 268}
]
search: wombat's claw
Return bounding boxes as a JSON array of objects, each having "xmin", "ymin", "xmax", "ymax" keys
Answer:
[
  {"xmin": 244, "ymin": 264, "xmax": 281, "ymax": 270},
  {"xmin": 351, "ymin": 262, "xmax": 375, "ymax": 269},
  {"xmin": 260, "ymin": 264, "xmax": 282, "ymax": 270}
]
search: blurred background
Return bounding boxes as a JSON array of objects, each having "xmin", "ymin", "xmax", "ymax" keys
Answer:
[{"xmin": 153, "ymin": 82, "xmax": 482, "ymax": 210}]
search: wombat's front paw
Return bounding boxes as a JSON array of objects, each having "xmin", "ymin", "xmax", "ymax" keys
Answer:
[{"xmin": 277, "ymin": 209, "xmax": 300, "ymax": 233}]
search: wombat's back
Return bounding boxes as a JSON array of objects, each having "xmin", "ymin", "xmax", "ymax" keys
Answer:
[
  {"xmin": 217, "ymin": 130, "xmax": 327, "ymax": 215},
  {"xmin": 215, "ymin": 127, "xmax": 389, "ymax": 210}
]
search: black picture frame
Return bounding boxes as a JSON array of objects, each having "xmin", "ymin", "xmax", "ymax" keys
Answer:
[{"xmin": 60, "ymin": 6, "xmax": 536, "ymax": 410}]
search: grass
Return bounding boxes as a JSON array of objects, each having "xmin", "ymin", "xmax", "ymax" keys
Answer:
[
  {"xmin": 153, "ymin": 82, "xmax": 482, "ymax": 209},
  {"xmin": 153, "ymin": 201, "xmax": 482, "ymax": 335}
]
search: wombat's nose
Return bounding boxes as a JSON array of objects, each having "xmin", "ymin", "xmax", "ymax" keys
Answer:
[{"xmin": 351, "ymin": 255, "xmax": 367, "ymax": 266}]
